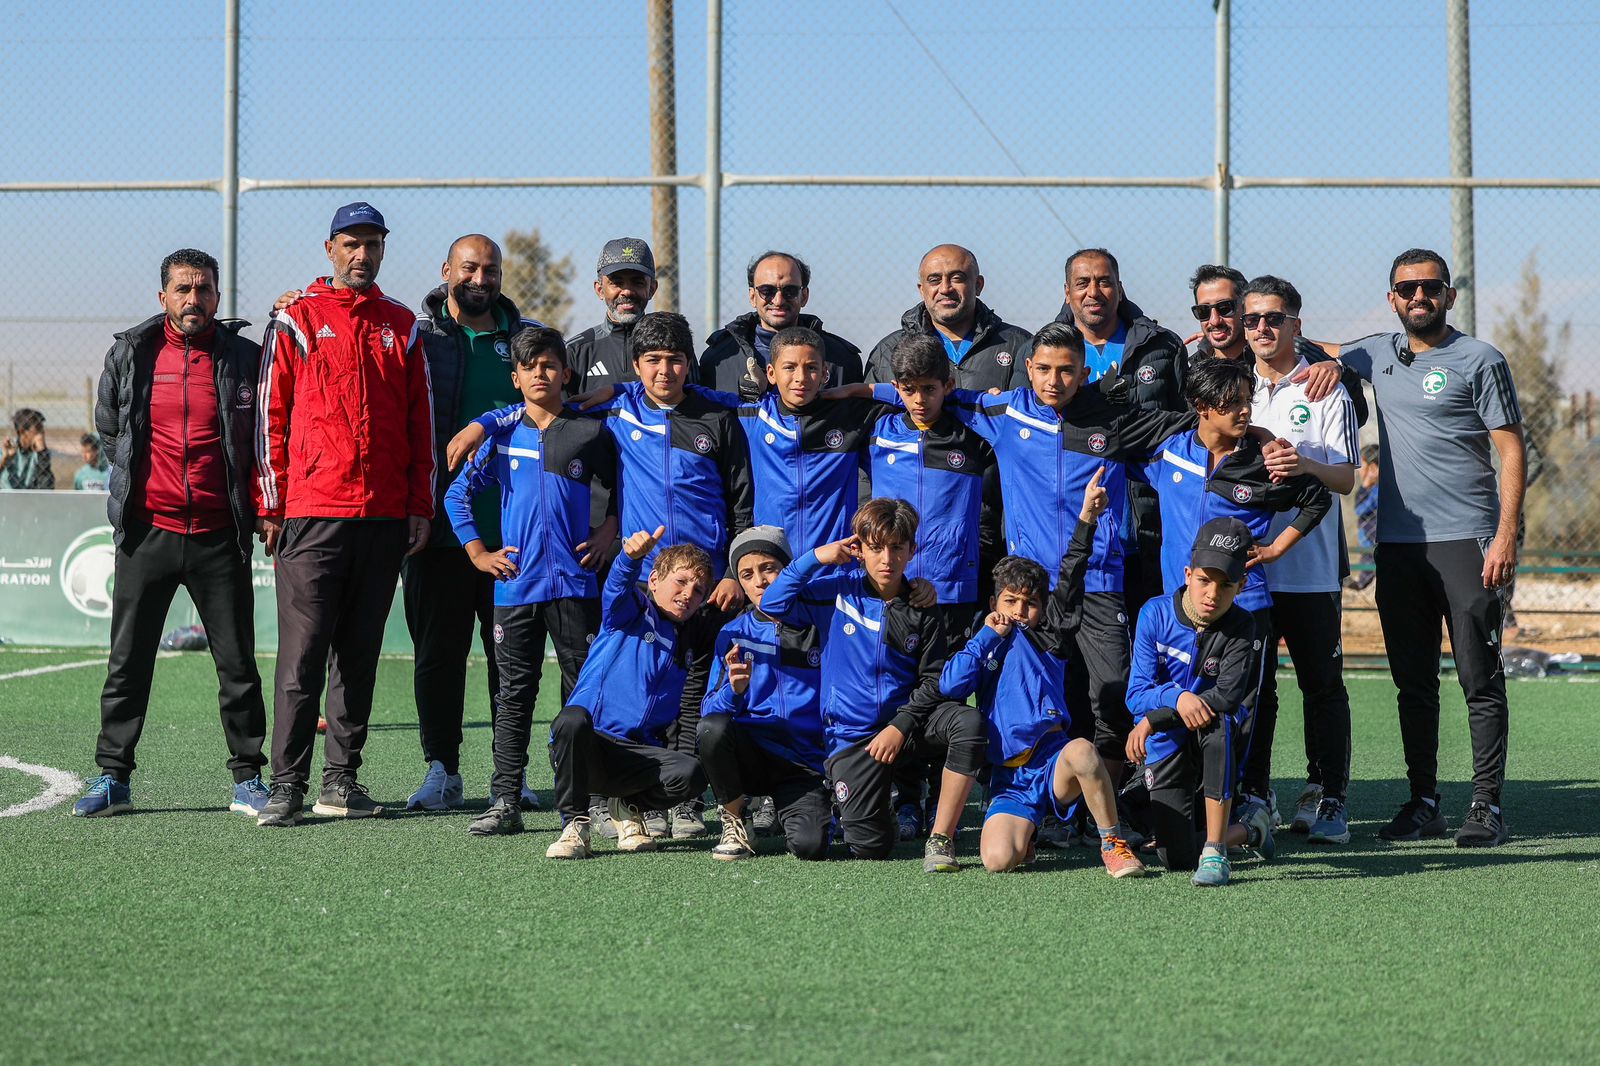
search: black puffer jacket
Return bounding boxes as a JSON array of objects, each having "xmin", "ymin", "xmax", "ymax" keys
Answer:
[
  {"xmin": 415, "ymin": 286, "xmax": 539, "ymax": 545},
  {"xmin": 1053, "ymin": 298, "xmax": 1190, "ymax": 413},
  {"xmin": 863, "ymin": 301, "xmax": 1032, "ymax": 393},
  {"xmin": 94, "ymin": 314, "xmax": 261, "ymax": 561},
  {"xmin": 699, "ymin": 312, "xmax": 862, "ymax": 401}
]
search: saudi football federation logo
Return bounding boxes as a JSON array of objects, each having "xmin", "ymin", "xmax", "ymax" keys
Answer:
[
  {"xmin": 59, "ymin": 526, "xmax": 117, "ymax": 618},
  {"xmin": 1423, "ymin": 368, "xmax": 1448, "ymax": 396},
  {"xmin": 1288, "ymin": 404, "xmax": 1310, "ymax": 427}
]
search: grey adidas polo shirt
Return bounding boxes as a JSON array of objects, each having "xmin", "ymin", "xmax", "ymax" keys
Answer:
[{"xmin": 1340, "ymin": 329, "xmax": 1522, "ymax": 544}]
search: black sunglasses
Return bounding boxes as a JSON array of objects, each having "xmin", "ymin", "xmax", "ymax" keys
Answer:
[
  {"xmin": 1241, "ymin": 311, "xmax": 1296, "ymax": 330},
  {"xmin": 1393, "ymin": 279, "xmax": 1447, "ymax": 299},
  {"xmin": 754, "ymin": 284, "xmax": 803, "ymax": 301},
  {"xmin": 1191, "ymin": 299, "xmax": 1237, "ymax": 321}
]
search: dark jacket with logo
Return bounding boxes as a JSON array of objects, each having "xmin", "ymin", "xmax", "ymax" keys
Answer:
[
  {"xmin": 94, "ymin": 313, "xmax": 261, "ymax": 560},
  {"xmin": 699, "ymin": 312, "xmax": 863, "ymax": 401},
  {"xmin": 864, "ymin": 301, "xmax": 1032, "ymax": 394},
  {"xmin": 416, "ymin": 285, "xmax": 539, "ymax": 545},
  {"xmin": 565, "ymin": 315, "xmax": 702, "ymax": 398}
]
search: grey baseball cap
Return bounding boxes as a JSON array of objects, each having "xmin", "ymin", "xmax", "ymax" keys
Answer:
[
  {"xmin": 597, "ymin": 237, "xmax": 655, "ymax": 279},
  {"xmin": 1190, "ymin": 517, "xmax": 1253, "ymax": 583},
  {"xmin": 729, "ymin": 525, "xmax": 793, "ymax": 573}
]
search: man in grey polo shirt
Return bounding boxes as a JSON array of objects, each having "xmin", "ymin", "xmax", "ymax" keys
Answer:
[{"xmin": 1338, "ymin": 248, "xmax": 1525, "ymax": 848}]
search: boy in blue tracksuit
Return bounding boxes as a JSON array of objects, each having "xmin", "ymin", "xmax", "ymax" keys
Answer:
[
  {"xmin": 1134, "ymin": 356, "xmax": 1330, "ymax": 810},
  {"xmin": 443, "ymin": 327, "xmax": 620, "ymax": 837},
  {"xmin": 762, "ymin": 498, "xmax": 986, "ymax": 873},
  {"xmin": 1126, "ymin": 517, "xmax": 1270, "ymax": 886},
  {"xmin": 698, "ymin": 526, "xmax": 831, "ymax": 862},
  {"xmin": 543, "ymin": 527, "xmax": 716, "ymax": 859},
  {"xmin": 940, "ymin": 468, "xmax": 1144, "ymax": 877}
]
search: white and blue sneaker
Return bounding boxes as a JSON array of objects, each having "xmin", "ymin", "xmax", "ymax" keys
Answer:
[
  {"xmin": 230, "ymin": 776, "xmax": 271, "ymax": 815},
  {"xmin": 1308, "ymin": 797, "xmax": 1351, "ymax": 844},
  {"xmin": 406, "ymin": 760, "xmax": 464, "ymax": 811},
  {"xmin": 1192, "ymin": 850, "xmax": 1231, "ymax": 887},
  {"xmin": 1242, "ymin": 799, "xmax": 1276, "ymax": 860},
  {"xmin": 518, "ymin": 773, "xmax": 542, "ymax": 812},
  {"xmin": 72, "ymin": 774, "xmax": 131, "ymax": 817}
]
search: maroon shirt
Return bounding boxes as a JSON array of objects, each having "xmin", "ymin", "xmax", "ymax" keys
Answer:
[{"xmin": 132, "ymin": 320, "xmax": 231, "ymax": 534}]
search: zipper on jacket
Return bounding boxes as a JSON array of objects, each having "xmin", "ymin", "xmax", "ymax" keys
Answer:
[
  {"xmin": 662, "ymin": 408, "xmax": 674, "ymax": 544},
  {"xmin": 794, "ymin": 410, "xmax": 806, "ymax": 547},
  {"xmin": 537, "ymin": 426, "xmax": 555, "ymax": 597},
  {"xmin": 182, "ymin": 336, "xmax": 194, "ymax": 532}
]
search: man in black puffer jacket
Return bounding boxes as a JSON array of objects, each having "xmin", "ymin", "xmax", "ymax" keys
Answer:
[
  {"xmin": 76, "ymin": 248, "xmax": 268, "ymax": 819},
  {"xmin": 700, "ymin": 251, "xmax": 862, "ymax": 400}
]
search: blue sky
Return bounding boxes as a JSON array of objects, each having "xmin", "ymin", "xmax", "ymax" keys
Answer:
[{"xmin": 3, "ymin": 0, "xmax": 1598, "ymax": 422}]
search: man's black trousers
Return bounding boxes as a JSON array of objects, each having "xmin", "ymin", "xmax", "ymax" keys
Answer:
[
  {"xmin": 1255, "ymin": 590, "xmax": 1351, "ymax": 801},
  {"xmin": 697, "ymin": 713, "xmax": 831, "ymax": 860},
  {"xmin": 488, "ymin": 597, "xmax": 599, "ymax": 801},
  {"xmin": 96, "ymin": 523, "xmax": 265, "ymax": 783},
  {"xmin": 270, "ymin": 518, "xmax": 407, "ymax": 791},
  {"xmin": 401, "ymin": 544, "xmax": 497, "ymax": 776},
  {"xmin": 1376, "ymin": 539, "xmax": 1510, "ymax": 806}
]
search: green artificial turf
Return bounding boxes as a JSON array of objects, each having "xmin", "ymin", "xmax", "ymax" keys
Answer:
[{"xmin": 1, "ymin": 649, "xmax": 1597, "ymax": 1065}]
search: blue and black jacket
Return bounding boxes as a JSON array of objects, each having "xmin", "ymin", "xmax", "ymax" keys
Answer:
[
  {"xmin": 563, "ymin": 552, "xmax": 713, "ymax": 747},
  {"xmin": 701, "ymin": 607, "xmax": 826, "ymax": 774},
  {"xmin": 1136, "ymin": 430, "xmax": 1331, "ymax": 612},
  {"xmin": 761, "ymin": 551, "xmax": 948, "ymax": 758},
  {"xmin": 867, "ymin": 408, "xmax": 997, "ymax": 605},
  {"xmin": 1126, "ymin": 591, "xmax": 1261, "ymax": 770},
  {"xmin": 875, "ymin": 383, "xmax": 1192, "ymax": 591},
  {"xmin": 445, "ymin": 408, "xmax": 618, "ymax": 606},
  {"xmin": 475, "ymin": 382, "xmax": 753, "ymax": 579},
  {"xmin": 940, "ymin": 518, "xmax": 1094, "ymax": 767}
]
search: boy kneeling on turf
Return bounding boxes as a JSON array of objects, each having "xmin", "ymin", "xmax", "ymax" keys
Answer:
[
  {"xmin": 545, "ymin": 526, "xmax": 713, "ymax": 859},
  {"xmin": 1125, "ymin": 516, "xmax": 1265, "ymax": 887},
  {"xmin": 762, "ymin": 498, "xmax": 987, "ymax": 872},
  {"xmin": 941, "ymin": 469, "xmax": 1145, "ymax": 877},
  {"xmin": 698, "ymin": 526, "xmax": 832, "ymax": 861}
]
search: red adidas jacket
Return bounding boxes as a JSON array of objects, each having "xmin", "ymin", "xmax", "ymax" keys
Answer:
[{"xmin": 254, "ymin": 278, "xmax": 435, "ymax": 520}]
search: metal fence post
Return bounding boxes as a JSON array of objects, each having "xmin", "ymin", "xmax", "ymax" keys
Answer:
[
  {"xmin": 704, "ymin": 0, "xmax": 722, "ymax": 337},
  {"xmin": 222, "ymin": 0, "xmax": 240, "ymax": 320},
  {"xmin": 1448, "ymin": 0, "xmax": 1476, "ymax": 335},
  {"xmin": 1214, "ymin": 0, "xmax": 1231, "ymax": 266}
]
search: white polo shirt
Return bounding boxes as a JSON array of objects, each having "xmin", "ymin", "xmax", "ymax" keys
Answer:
[{"xmin": 1253, "ymin": 356, "xmax": 1359, "ymax": 594}]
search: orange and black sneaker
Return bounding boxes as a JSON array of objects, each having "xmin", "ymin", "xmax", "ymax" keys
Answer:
[{"xmin": 1100, "ymin": 835, "xmax": 1146, "ymax": 879}]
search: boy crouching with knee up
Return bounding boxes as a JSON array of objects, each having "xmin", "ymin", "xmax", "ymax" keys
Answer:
[
  {"xmin": 1125, "ymin": 517, "xmax": 1266, "ymax": 887},
  {"xmin": 762, "ymin": 498, "xmax": 986, "ymax": 873},
  {"xmin": 545, "ymin": 526, "xmax": 713, "ymax": 859},
  {"xmin": 941, "ymin": 468, "xmax": 1145, "ymax": 877},
  {"xmin": 697, "ymin": 526, "xmax": 832, "ymax": 862}
]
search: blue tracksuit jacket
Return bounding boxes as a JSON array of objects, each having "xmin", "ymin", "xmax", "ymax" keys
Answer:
[
  {"xmin": 701, "ymin": 607, "xmax": 826, "ymax": 774},
  {"xmin": 444, "ymin": 408, "xmax": 618, "ymax": 606}
]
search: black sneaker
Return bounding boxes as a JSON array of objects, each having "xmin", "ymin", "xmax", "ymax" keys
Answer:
[
  {"xmin": 256, "ymin": 784, "xmax": 306, "ymax": 827},
  {"xmin": 669, "ymin": 803, "xmax": 708, "ymax": 839},
  {"xmin": 468, "ymin": 798, "xmax": 525, "ymax": 837},
  {"xmin": 750, "ymin": 795, "xmax": 778, "ymax": 837},
  {"xmin": 1377, "ymin": 795, "xmax": 1448, "ymax": 841},
  {"xmin": 1455, "ymin": 802, "xmax": 1508, "ymax": 848},
  {"xmin": 313, "ymin": 778, "xmax": 385, "ymax": 819}
]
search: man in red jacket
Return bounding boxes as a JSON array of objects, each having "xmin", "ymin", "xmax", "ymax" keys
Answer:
[{"xmin": 254, "ymin": 201, "xmax": 435, "ymax": 827}]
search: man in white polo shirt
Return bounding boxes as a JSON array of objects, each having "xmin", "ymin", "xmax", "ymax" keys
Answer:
[{"xmin": 1244, "ymin": 276, "xmax": 1359, "ymax": 845}]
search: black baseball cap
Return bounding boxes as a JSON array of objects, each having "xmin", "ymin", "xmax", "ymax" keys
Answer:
[
  {"xmin": 329, "ymin": 201, "xmax": 389, "ymax": 239},
  {"xmin": 1190, "ymin": 517, "xmax": 1253, "ymax": 583},
  {"xmin": 597, "ymin": 237, "xmax": 655, "ymax": 279}
]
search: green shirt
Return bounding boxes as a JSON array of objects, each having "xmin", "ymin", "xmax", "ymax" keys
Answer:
[{"xmin": 454, "ymin": 304, "xmax": 521, "ymax": 547}]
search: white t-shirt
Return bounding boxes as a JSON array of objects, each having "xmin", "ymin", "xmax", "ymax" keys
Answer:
[{"xmin": 1254, "ymin": 357, "xmax": 1358, "ymax": 594}]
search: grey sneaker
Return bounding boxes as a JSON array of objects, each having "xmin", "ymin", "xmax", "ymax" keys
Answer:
[
  {"xmin": 1036, "ymin": 812, "xmax": 1076, "ymax": 849},
  {"xmin": 750, "ymin": 795, "xmax": 778, "ymax": 836},
  {"xmin": 711, "ymin": 807, "xmax": 756, "ymax": 861},
  {"xmin": 312, "ymin": 778, "xmax": 384, "ymax": 819},
  {"xmin": 643, "ymin": 809, "xmax": 670, "ymax": 838},
  {"xmin": 256, "ymin": 784, "xmax": 305, "ymax": 827},
  {"xmin": 468, "ymin": 798, "xmax": 524, "ymax": 837},
  {"xmin": 589, "ymin": 803, "xmax": 618, "ymax": 839},
  {"xmin": 1455, "ymin": 801, "xmax": 1508, "ymax": 848},
  {"xmin": 670, "ymin": 803, "xmax": 708, "ymax": 839},
  {"xmin": 1307, "ymin": 796, "xmax": 1350, "ymax": 844},
  {"xmin": 1289, "ymin": 783, "xmax": 1324, "ymax": 833},
  {"xmin": 923, "ymin": 832, "xmax": 960, "ymax": 873},
  {"xmin": 1241, "ymin": 798, "xmax": 1276, "ymax": 860}
]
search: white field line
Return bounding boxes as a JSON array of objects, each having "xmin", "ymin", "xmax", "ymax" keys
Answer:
[
  {"xmin": 0, "ymin": 658, "xmax": 107, "ymax": 682},
  {"xmin": 0, "ymin": 756, "xmax": 82, "ymax": 817}
]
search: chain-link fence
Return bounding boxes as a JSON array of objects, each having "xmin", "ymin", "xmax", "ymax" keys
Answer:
[{"xmin": 3, "ymin": 0, "xmax": 1595, "ymax": 649}]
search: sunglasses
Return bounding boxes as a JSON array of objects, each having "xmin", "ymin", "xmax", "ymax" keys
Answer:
[
  {"xmin": 1393, "ymin": 279, "xmax": 1447, "ymax": 299},
  {"xmin": 1191, "ymin": 300, "xmax": 1237, "ymax": 321},
  {"xmin": 754, "ymin": 284, "xmax": 803, "ymax": 301},
  {"xmin": 1241, "ymin": 311, "xmax": 1296, "ymax": 330}
]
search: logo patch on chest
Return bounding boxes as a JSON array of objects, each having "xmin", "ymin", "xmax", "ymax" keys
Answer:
[
  {"xmin": 1423, "ymin": 368, "xmax": 1448, "ymax": 396},
  {"xmin": 567, "ymin": 459, "xmax": 584, "ymax": 479},
  {"xmin": 995, "ymin": 351, "xmax": 1013, "ymax": 367},
  {"xmin": 825, "ymin": 428, "xmax": 845, "ymax": 449},
  {"xmin": 904, "ymin": 633, "xmax": 920, "ymax": 652},
  {"xmin": 1138, "ymin": 365, "xmax": 1156, "ymax": 384},
  {"xmin": 495, "ymin": 339, "xmax": 510, "ymax": 360},
  {"xmin": 1202, "ymin": 656, "xmax": 1220, "ymax": 676},
  {"xmin": 1288, "ymin": 403, "xmax": 1311, "ymax": 427},
  {"xmin": 807, "ymin": 648, "xmax": 821, "ymax": 668},
  {"xmin": 1087, "ymin": 433, "xmax": 1108, "ymax": 453},
  {"xmin": 380, "ymin": 326, "xmax": 396, "ymax": 350},
  {"xmin": 493, "ymin": 623, "xmax": 505, "ymax": 644},
  {"xmin": 1233, "ymin": 484, "xmax": 1253, "ymax": 503},
  {"xmin": 693, "ymin": 433, "xmax": 713, "ymax": 454},
  {"xmin": 947, "ymin": 450, "xmax": 966, "ymax": 469},
  {"xmin": 236, "ymin": 384, "xmax": 253, "ymax": 408}
]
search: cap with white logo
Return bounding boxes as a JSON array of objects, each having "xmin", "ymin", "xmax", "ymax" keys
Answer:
[{"xmin": 1189, "ymin": 517, "xmax": 1253, "ymax": 583}]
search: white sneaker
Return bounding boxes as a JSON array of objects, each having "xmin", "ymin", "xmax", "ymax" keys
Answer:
[
  {"xmin": 711, "ymin": 807, "xmax": 755, "ymax": 861},
  {"xmin": 1289, "ymin": 783, "xmax": 1323, "ymax": 833},
  {"xmin": 545, "ymin": 817, "xmax": 592, "ymax": 859},
  {"xmin": 406, "ymin": 760, "xmax": 464, "ymax": 811},
  {"xmin": 608, "ymin": 797, "xmax": 658, "ymax": 852}
]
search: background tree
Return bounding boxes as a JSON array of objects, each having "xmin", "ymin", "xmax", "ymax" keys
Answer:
[{"xmin": 501, "ymin": 228, "xmax": 576, "ymax": 332}]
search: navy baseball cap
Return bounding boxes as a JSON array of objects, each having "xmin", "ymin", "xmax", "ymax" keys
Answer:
[
  {"xmin": 1190, "ymin": 517, "xmax": 1253, "ymax": 583},
  {"xmin": 597, "ymin": 237, "xmax": 655, "ymax": 279},
  {"xmin": 329, "ymin": 201, "xmax": 389, "ymax": 239}
]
